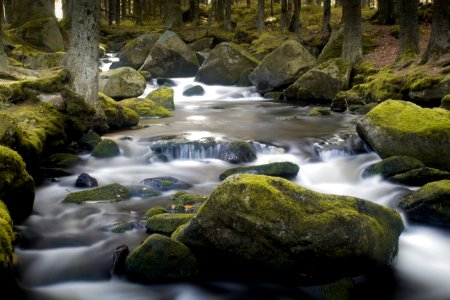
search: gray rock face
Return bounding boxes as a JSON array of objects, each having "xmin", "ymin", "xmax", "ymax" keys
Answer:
[
  {"xmin": 173, "ymin": 174, "xmax": 404, "ymax": 282},
  {"xmin": 12, "ymin": 18, "xmax": 64, "ymax": 52},
  {"xmin": 99, "ymin": 67, "xmax": 147, "ymax": 99},
  {"xmin": 249, "ymin": 40, "xmax": 316, "ymax": 93},
  {"xmin": 116, "ymin": 34, "xmax": 161, "ymax": 69},
  {"xmin": 140, "ymin": 31, "xmax": 199, "ymax": 78},
  {"xmin": 195, "ymin": 42, "xmax": 260, "ymax": 86}
]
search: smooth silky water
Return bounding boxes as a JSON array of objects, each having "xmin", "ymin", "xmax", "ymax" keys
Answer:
[{"xmin": 14, "ymin": 60, "xmax": 450, "ymax": 299}]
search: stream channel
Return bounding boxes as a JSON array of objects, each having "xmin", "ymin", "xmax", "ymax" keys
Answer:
[{"xmin": 12, "ymin": 55, "xmax": 450, "ymax": 300}]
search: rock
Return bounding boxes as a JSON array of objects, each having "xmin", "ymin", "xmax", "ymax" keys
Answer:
[
  {"xmin": 356, "ymin": 100, "xmax": 450, "ymax": 171},
  {"xmin": 144, "ymin": 206, "xmax": 169, "ymax": 219},
  {"xmin": 145, "ymin": 213, "xmax": 194, "ymax": 234},
  {"xmin": 283, "ymin": 58, "xmax": 352, "ymax": 102},
  {"xmin": 236, "ymin": 68, "xmax": 254, "ymax": 87},
  {"xmin": 10, "ymin": 18, "xmax": 64, "ymax": 52},
  {"xmin": 78, "ymin": 130, "xmax": 102, "ymax": 151},
  {"xmin": 399, "ymin": 180, "xmax": 450, "ymax": 227},
  {"xmin": 331, "ymin": 91, "xmax": 366, "ymax": 113},
  {"xmin": 75, "ymin": 173, "xmax": 99, "ymax": 188},
  {"xmin": 317, "ymin": 27, "xmax": 344, "ymax": 64},
  {"xmin": 196, "ymin": 50, "xmax": 210, "ymax": 65},
  {"xmin": 189, "ymin": 37, "xmax": 214, "ymax": 51},
  {"xmin": 91, "ymin": 139, "xmax": 121, "ymax": 158},
  {"xmin": 139, "ymin": 70, "xmax": 152, "ymax": 81},
  {"xmin": 63, "ymin": 183, "xmax": 131, "ymax": 204},
  {"xmin": 119, "ymin": 98, "xmax": 173, "ymax": 118},
  {"xmin": 441, "ymin": 94, "xmax": 450, "ymax": 110},
  {"xmin": 116, "ymin": 33, "xmax": 161, "ymax": 69},
  {"xmin": 111, "ymin": 245, "xmax": 129, "ymax": 275},
  {"xmin": 126, "ymin": 233, "xmax": 198, "ymax": 283},
  {"xmin": 362, "ymin": 156, "xmax": 425, "ymax": 179},
  {"xmin": 0, "ymin": 146, "xmax": 35, "ymax": 223},
  {"xmin": 42, "ymin": 153, "xmax": 82, "ymax": 169},
  {"xmin": 263, "ymin": 92, "xmax": 283, "ymax": 100},
  {"xmin": 145, "ymin": 87, "xmax": 175, "ymax": 110},
  {"xmin": 140, "ymin": 176, "xmax": 192, "ymax": 191},
  {"xmin": 409, "ymin": 74, "xmax": 450, "ymax": 106},
  {"xmin": 139, "ymin": 31, "xmax": 199, "ymax": 78},
  {"xmin": 183, "ymin": 85, "xmax": 205, "ymax": 96},
  {"xmin": 0, "ymin": 200, "xmax": 14, "ymax": 274},
  {"xmin": 125, "ymin": 184, "xmax": 161, "ymax": 198},
  {"xmin": 171, "ymin": 191, "xmax": 207, "ymax": 205},
  {"xmin": 219, "ymin": 161, "xmax": 300, "ymax": 180},
  {"xmin": 195, "ymin": 42, "xmax": 260, "ymax": 86},
  {"xmin": 99, "ymin": 67, "xmax": 147, "ymax": 99},
  {"xmin": 156, "ymin": 78, "xmax": 177, "ymax": 87},
  {"xmin": 389, "ymin": 167, "xmax": 450, "ymax": 186},
  {"xmin": 314, "ymin": 134, "xmax": 370, "ymax": 159},
  {"xmin": 173, "ymin": 174, "xmax": 404, "ymax": 282},
  {"xmin": 307, "ymin": 108, "xmax": 331, "ymax": 116},
  {"xmin": 249, "ymin": 40, "xmax": 316, "ymax": 93},
  {"xmin": 18, "ymin": 51, "xmax": 65, "ymax": 70},
  {"xmin": 104, "ymin": 222, "xmax": 145, "ymax": 233},
  {"xmin": 98, "ymin": 93, "xmax": 140, "ymax": 130}
]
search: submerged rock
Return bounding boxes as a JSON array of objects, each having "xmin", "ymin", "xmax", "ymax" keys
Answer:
[
  {"xmin": 219, "ymin": 161, "xmax": 299, "ymax": 180},
  {"xmin": 173, "ymin": 174, "xmax": 404, "ymax": 283},
  {"xmin": 140, "ymin": 176, "xmax": 192, "ymax": 191},
  {"xmin": 63, "ymin": 183, "xmax": 131, "ymax": 204},
  {"xmin": 362, "ymin": 156, "xmax": 425, "ymax": 179}
]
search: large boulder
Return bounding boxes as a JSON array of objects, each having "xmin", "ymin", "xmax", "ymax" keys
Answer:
[
  {"xmin": 219, "ymin": 161, "xmax": 300, "ymax": 180},
  {"xmin": 0, "ymin": 200, "xmax": 14, "ymax": 271},
  {"xmin": 139, "ymin": 31, "xmax": 199, "ymax": 78},
  {"xmin": 10, "ymin": 18, "xmax": 64, "ymax": 52},
  {"xmin": 119, "ymin": 98, "xmax": 173, "ymax": 118},
  {"xmin": 145, "ymin": 87, "xmax": 175, "ymax": 110},
  {"xmin": 195, "ymin": 43, "xmax": 260, "ymax": 86},
  {"xmin": 115, "ymin": 34, "xmax": 161, "ymax": 69},
  {"xmin": 98, "ymin": 93, "xmax": 140, "ymax": 130},
  {"xmin": 408, "ymin": 74, "xmax": 450, "ymax": 105},
  {"xmin": 0, "ymin": 146, "xmax": 35, "ymax": 223},
  {"xmin": 283, "ymin": 58, "xmax": 352, "ymax": 102},
  {"xmin": 356, "ymin": 100, "xmax": 450, "ymax": 171},
  {"xmin": 362, "ymin": 156, "xmax": 425, "ymax": 179},
  {"xmin": 399, "ymin": 180, "xmax": 450, "ymax": 227},
  {"xmin": 173, "ymin": 174, "xmax": 404, "ymax": 282},
  {"xmin": 249, "ymin": 40, "xmax": 316, "ymax": 93},
  {"xmin": 145, "ymin": 213, "xmax": 194, "ymax": 234},
  {"xmin": 99, "ymin": 67, "xmax": 147, "ymax": 99},
  {"xmin": 126, "ymin": 233, "xmax": 198, "ymax": 283}
]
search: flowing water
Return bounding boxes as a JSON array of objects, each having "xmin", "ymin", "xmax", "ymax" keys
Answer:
[{"xmin": 12, "ymin": 61, "xmax": 450, "ymax": 299}]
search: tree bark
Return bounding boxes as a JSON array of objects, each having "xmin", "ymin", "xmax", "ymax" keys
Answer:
[
  {"xmin": 342, "ymin": 0, "xmax": 362, "ymax": 63},
  {"xmin": 376, "ymin": 0, "xmax": 395, "ymax": 25},
  {"xmin": 207, "ymin": 0, "xmax": 216, "ymax": 34},
  {"xmin": 225, "ymin": 0, "xmax": 232, "ymax": 30},
  {"xmin": 216, "ymin": 0, "xmax": 225, "ymax": 21},
  {"xmin": 398, "ymin": 0, "xmax": 419, "ymax": 59},
  {"xmin": 257, "ymin": 0, "xmax": 265, "ymax": 34},
  {"xmin": 0, "ymin": 0, "xmax": 9, "ymax": 71},
  {"xmin": 322, "ymin": 0, "xmax": 331, "ymax": 33},
  {"xmin": 289, "ymin": 0, "xmax": 301, "ymax": 40},
  {"xmin": 62, "ymin": 0, "xmax": 72, "ymax": 28},
  {"xmin": 134, "ymin": 0, "xmax": 144, "ymax": 25},
  {"xmin": 247, "ymin": 0, "xmax": 251, "ymax": 7},
  {"xmin": 66, "ymin": 0, "xmax": 101, "ymax": 111},
  {"xmin": 422, "ymin": 0, "xmax": 449, "ymax": 63},
  {"xmin": 280, "ymin": 0, "xmax": 289, "ymax": 32}
]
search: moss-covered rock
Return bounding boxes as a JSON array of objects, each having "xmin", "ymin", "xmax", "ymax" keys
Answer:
[
  {"xmin": 91, "ymin": 139, "xmax": 120, "ymax": 158},
  {"xmin": 98, "ymin": 92, "xmax": 140, "ymax": 130},
  {"xmin": 408, "ymin": 74, "xmax": 450, "ymax": 106},
  {"xmin": 125, "ymin": 184, "xmax": 161, "ymax": 198},
  {"xmin": 283, "ymin": 58, "xmax": 352, "ymax": 102},
  {"xmin": 331, "ymin": 91, "xmax": 366, "ymax": 113},
  {"xmin": 144, "ymin": 206, "xmax": 169, "ymax": 220},
  {"xmin": 195, "ymin": 42, "xmax": 260, "ymax": 86},
  {"xmin": 389, "ymin": 167, "xmax": 450, "ymax": 186},
  {"xmin": 140, "ymin": 176, "xmax": 192, "ymax": 191},
  {"xmin": 145, "ymin": 213, "xmax": 194, "ymax": 234},
  {"xmin": 356, "ymin": 100, "xmax": 450, "ymax": 171},
  {"xmin": 145, "ymin": 87, "xmax": 175, "ymax": 110},
  {"xmin": 399, "ymin": 180, "xmax": 450, "ymax": 227},
  {"xmin": 219, "ymin": 161, "xmax": 299, "ymax": 180},
  {"xmin": 115, "ymin": 33, "xmax": 161, "ymax": 69},
  {"xmin": 248, "ymin": 40, "xmax": 316, "ymax": 93},
  {"xmin": 139, "ymin": 31, "xmax": 199, "ymax": 78},
  {"xmin": 171, "ymin": 191, "xmax": 206, "ymax": 205},
  {"xmin": 0, "ymin": 200, "xmax": 14, "ymax": 269},
  {"xmin": 0, "ymin": 146, "xmax": 35, "ymax": 223},
  {"xmin": 41, "ymin": 153, "xmax": 82, "ymax": 169},
  {"xmin": 119, "ymin": 98, "xmax": 172, "ymax": 118},
  {"xmin": 99, "ymin": 67, "xmax": 147, "ymax": 100},
  {"xmin": 173, "ymin": 174, "xmax": 404, "ymax": 283},
  {"xmin": 441, "ymin": 94, "xmax": 450, "ymax": 110},
  {"xmin": 63, "ymin": 183, "xmax": 131, "ymax": 204},
  {"xmin": 14, "ymin": 51, "xmax": 65, "ymax": 70},
  {"xmin": 126, "ymin": 233, "xmax": 198, "ymax": 283},
  {"xmin": 362, "ymin": 156, "xmax": 425, "ymax": 179},
  {"xmin": 78, "ymin": 130, "xmax": 102, "ymax": 151},
  {"xmin": 307, "ymin": 108, "xmax": 331, "ymax": 116}
]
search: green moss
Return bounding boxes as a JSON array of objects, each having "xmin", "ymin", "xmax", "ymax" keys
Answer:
[
  {"xmin": 91, "ymin": 139, "xmax": 120, "ymax": 158},
  {"xmin": 308, "ymin": 108, "xmax": 331, "ymax": 116},
  {"xmin": 0, "ymin": 200, "xmax": 14, "ymax": 268},
  {"xmin": 249, "ymin": 31, "xmax": 287, "ymax": 58},
  {"xmin": 78, "ymin": 130, "xmax": 102, "ymax": 150},
  {"xmin": 219, "ymin": 162, "xmax": 300, "ymax": 180},
  {"xmin": 145, "ymin": 87, "xmax": 175, "ymax": 111},
  {"xmin": 389, "ymin": 167, "xmax": 450, "ymax": 186},
  {"xmin": 119, "ymin": 98, "xmax": 173, "ymax": 118},
  {"xmin": 441, "ymin": 94, "xmax": 450, "ymax": 110},
  {"xmin": 352, "ymin": 68, "xmax": 403, "ymax": 101},
  {"xmin": 63, "ymin": 183, "xmax": 131, "ymax": 204},
  {"xmin": 144, "ymin": 206, "xmax": 169, "ymax": 220},
  {"xmin": 403, "ymin": 72, "xmax": 444, "ymax": 92},
  {"xmin": 171, "ymin": 191, "xmax": 207, "ymax": 205},
  {"xmin": 145, "ymin": 213, "xmax": 194, "ymax": 234},
  {"xmin": 362, "ymin": 156, "xmax": 425, "ymax": 179},
  {"xmin": 41, "ymin": 153, "xmax": 82, "ymax": 169},
  {"xmin": 98, "ymin": 92, "xmax": 139, "ymax": 130}
]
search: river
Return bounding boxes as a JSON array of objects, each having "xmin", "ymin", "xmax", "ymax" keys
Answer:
[{"xmin": 12, "ymin": 60, "xmax": 450, "ymax": 300}]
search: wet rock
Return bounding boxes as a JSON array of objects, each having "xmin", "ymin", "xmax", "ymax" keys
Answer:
[
  {"xmin": 63, "ymin": 183, "xmax": 132, "ymax": 204},
  {"xmin": 313, "ymin": 134, "xmax": 370, "ymax": 160},
  {"xmin": 146, "ymin": 87, "xmax": 175, "ymax": 111},
  {"xmin": 145, "ymin": 213, "xmax": 194, "ymax": 234},
  {"xmin": 126, "ymin": 184, "xmax": 161, "ymax": 198},
  {"xmin": 144, "ymin": 206, "xmax": 169, "ymax": 220},
  {"xmin": 42, "ymin": 153, "xmax": 82, "ymax": 169},
  {"xmin": 75, "ymin": 173, "xmax": 99, "ymax": 188},
  {"xmin": 362, "ymin": 156, "xmax": 425, "ymax": 179},
  {"xmin": 98, "ymin": 93, "xmax": 139, "ymax": 130},
  {"xmin": 331, "ymin": 91, "xmax": 366, "ymax": 113},
  {"xmin": 219, "ymin": 161, "xmax": 299, "ymax": 180},
  {"xmin": 91, "ymin": 139, "xmax": 121, "ymax": 158},
  {"xmin": 156, "ymin": 78, "xmax": 177, "ymax": 87},
  {"xmin": 389, "ymin": 167, "xmax": 450, "ymax": 186},
  {"xmin": 104, "ymin": 222, "xmax": 146, "ymax": 233},
  {"xmin": 307, "ymin": 108, "xmax": 331, "ymax": 116},
  {"xmin": 78, "ymin": 130, "xmax": 102, "ymax": 151},
  {"xmin": 99, "ymin": 67, "xmax": 147, "ymax": 99},
  {"xmin": 140, "ymin": 176, "xmax": 192, "ymax": 191},
  {"xmin": 182, "ymin": 85, "xmax": 205, "ymax": 96},
  {"xmin": 119, "ymin": 98, "xmax": 173, "ymax": 118},
  {"xmin": 115, "ymin": 33, "xmax": 161, "ymax": 69},
  {"xmin": 111, "ymin": 244, "xmax": 129, "ymax": 275}
]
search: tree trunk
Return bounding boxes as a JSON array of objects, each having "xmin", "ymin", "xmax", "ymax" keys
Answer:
[
  {"xmin": 188, "ymin": 0, "xmax": 199, "ymax": 22},
  {"xmin": 108, "ymin": 0, "xmax": 114, "ymax": 25},
  {"xmin": 247, "ymin": 0, "xmax": 251, "ymax": 7},
  {"xmin": 341, "ymin": 0, "xmax": 347, "ymax": 23},
  {"xmin": 280, "ymin": 0, "xmax": 289, "ymax": 32},
  {"xmin": 165, "ymin": 0, "xmax": 183, "ymax": 30},
  {"xmin": 398, "ymin": 0, "xmax": 419, "ymax": 60},
  {"xmin": 115, "ymin": 0, "xmax": 121, "ymax": 25},
  {"xmin": 122, "ymin": 0, "xmax": 127, "ymax": 18},
  {"xmin": 134, "ymin": 0, "xmax": 144, "ymax": 25},
  {"xmin": 322, "ymin": 0, "xmax": 331, "ymax": 33},
  {"xmin": 66, "ymin": 0, "xmax": 101, "ymax": 112},
  {"xmin": 225, "ymin": 0, "xmax": 232, "ymax": 30},
  {"xmin": 342, "ymin": 0, "xmax": 362, "ymax": 63},
  {"xmin": 422, "ymin": 0, "xmax": 450, "ymax": 63},
  {"xmin": 62, "ymin": 0, "xmax": 72, "ymax": 28},
  {"xmin": 376, "ymin": 0, "xmax": 395, "ymax": 25},
  {"xmin": 207, "ymin": 0, "xmax": 216, "ymax": 34},
  {"xmin": 316, "ymin": 0, "xmax": 322, "ymax": 5},
  {"xmin": 216, "ymin": 0, "xmax": 225, "ymax": 21},
  {"xmin": 0, "ymin": 0, "xmax": 9, "ymax": 71},
  {"xmin": 257, "ymin": 0, "xmax": 265, "ymax": 34},
  {"xmin": 289, "ymin": 0, "xmax": 301, "ymax": 40}
]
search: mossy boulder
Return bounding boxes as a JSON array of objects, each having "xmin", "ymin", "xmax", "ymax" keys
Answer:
[
  {"xmin": 144, "ymin": 206, "xmax": 169, "ymax": 220},
  {"xmin": 182, "ymin": 85, "xmax": 205, "ymax": 97},
  {"xmin": 145, "ymin": 87, "xmax": 175, "ymax": 110},
  {"xmin": 249, "ymin": 40, "xmax": 316, "ymax": 93},
  {"xmin": 145, "ymin": 213, "xmax": 194, "ymax": 234},
  {"xmin": 408, "ymin": 74, "xmax": 450, "ymax": 106},
  {"xmin": 91, "ymin": 139, "xmax": 120, "ymax": 158},
  {"xmin": 307, "ymin": 108, "xmax": 331, "ymax": 116},
  {"xmin": 140, "ymin": 176, "xmax": 192, "ymax": 191},
  {"xmin": 399, "ymin": 180, "xmax": 450, "ymax": 227},
  {"xmin": 78, "ymin": 130, "xmax": 102, "ymax": 151},
  {"xmin": 219, "ymin": 161, "xmax": 299, "ymax": 180},
  {"xmin": 115, "ymin": 33, "xmax": 161, "ymax": 69},
  {"xmin": 41, "ymin": 153, "xmax": 82, "ymax": 169},
  {"xmin": 283, "ymin": 58, "xmax": 352, "ymax": 102},
  {"xmin": 0, "ymin": 146, "xmax": 35, "ymax": 223},
  {"xmin": 63, "ymin": 183, "xmax": 131, "ymax": 204},
  {"xmin": 389, "ymin": 167, "xmax": 450, "ymax": 186},
  {"xmin": 317, "ymin": 27, "xmax": 344, "ymax": 64},
  {"xmin": 16, "ymin": 51, "xmax": 65, "ymax": 70},
  {"xmin": 99, "ymin": 67, "xmax": 147, "ymax": 100},
  {"xmin": 441, "ymin": 94, "xmax": 450, "ymax": 110},
  {"xmin": 195, "ymin": 42, "xmax": 260, "ymax": 86},
  {"xmin": 126, "ymin": 233, "xmax": 198, "ymax": 283},
  {"xmin": 119, "ymin": 98, "xmax": 172, "ymax": 118},
  {"xmin": 362, "ymin": 156, "xmax": 425, "ymax": 179},
  {"xmin": 0, "ymin": 200, "xmax": 14, "ymax": 270},
  {"xmin": 173, "ymin": 174, "xmax": 404, "ymax": 282},
  {"xmin": 171, "ymin": 191, "xmax": 206, "ymax": 205},
  {"xmin": 139, "ymin": 31, "xmax": 199, "ymax": 78},
  {"xmin": 189, "ymin": 37, "xmax": 214, "ymax": 51},
  {"xmin": 356, "ymin": 100, "xmax": 450, "ymax": 171},
  {"xmin": 98, "ymin": 93, "xmax": 139, "ymax": 130}
]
